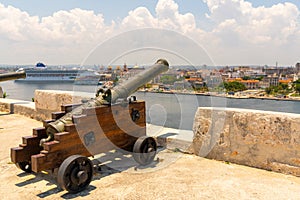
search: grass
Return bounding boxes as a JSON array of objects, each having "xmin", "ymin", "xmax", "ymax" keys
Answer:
[
  {"xmin": 2, "ymin": 92, "xmax": 8, "ymax": 98},
  {"xmin": 291, "ymin": 93, "xmax": 300, "ymax": 97}
]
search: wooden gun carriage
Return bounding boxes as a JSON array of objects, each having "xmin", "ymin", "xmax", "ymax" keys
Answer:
[
  {"xmin": 11, "ymin": 100, "xmax": 155, "ymax": 193},
  {"xmin": 10, "ymin": 59, "xmax": 169, "ymax": 193}
]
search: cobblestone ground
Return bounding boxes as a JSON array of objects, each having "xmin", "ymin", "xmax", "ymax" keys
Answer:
[{"xmin": 1, "ymin": 114, "xmax": 300, "ymax": 200}]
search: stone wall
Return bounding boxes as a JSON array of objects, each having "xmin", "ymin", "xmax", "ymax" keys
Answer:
[
  {"xmin": 0, "ymin": 98, "xmax": 36, "ymax": 118},
  {"xmin": 192, "ymin": 107, "xmax": 300, "ymax": 176},
  {"xmin": 0, "ymin": 90, "xmax": 94, "ymax": 120},
  {"xmin": 34, "ymin": 90, "xmax": 93, "ymax": 119}
]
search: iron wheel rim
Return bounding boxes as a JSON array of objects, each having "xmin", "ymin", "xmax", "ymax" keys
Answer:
[
  {"xmin": 133, "ymin": 136, "xmax": 157, "ymax": 165},
  {"xmin": 57, "ymin": 155, "xmax": 93, "ymax": 193}
]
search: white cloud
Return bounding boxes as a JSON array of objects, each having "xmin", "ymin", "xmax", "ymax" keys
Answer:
[
  {"xmin": 0, "ymin": 0, "xmax": 299, "ymax": 65},
  {"xmin": 198, "ymin": 0, "xmax": 300, "ymax": 65},
  {"xmin": 121, "ymin": 7, "xmax": 156, "ymax": 28},
  {"xmin": 205, "ymin": 0, "xmax": 300, "ymax": 46},
  {"xmin": 0, "ymin": 4, "xmax": 116, "ymax": 64},
  {"xmin": 121, "ymin": 0, "xmax": 196, "ymax": 33},
  {"xmin": 155, "ymin": 0, "xmax": 196, "ymax": 33},
  {"xmin": 0, "ymin": 4, "xmax": 40, "ymax": 41}
]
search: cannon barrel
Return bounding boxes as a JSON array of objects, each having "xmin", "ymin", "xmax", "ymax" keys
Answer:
[
  {"xmin": 111, "ymin": 58, "xmax": 169, "ymax": 103},
  {"xmin": 41, "ymin": 59, "xmax": 169, "ymax": 145},
  {"xmin": 0, "ymin": 71, "xmax": 26, "ymax": 82}
]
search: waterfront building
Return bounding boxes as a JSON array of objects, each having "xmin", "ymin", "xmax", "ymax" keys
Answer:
[
  {"xmin": 226, "ymin": 78, "xmax": 259, "ymax": 89},
  {"xmin": 262, "ymin": 76, "xmax": 279, "ymax": 88},
  {"xmin": 221, "ymin": 73, "xmax": 230, "ymax": 81},
  {"xmin": 240, "ymin": 80, "xmax": 260, "ymax": 89},
  {"xmin": 205, "ymin": 75, "xmax": 223, "ymax": 88},
  {"xmin": 173, "ymin": 80, "xmax": 192, "ymax": 90},
  {"xmin": 279, "ymin": 79, "xmax": 293, "ymax": 89}
]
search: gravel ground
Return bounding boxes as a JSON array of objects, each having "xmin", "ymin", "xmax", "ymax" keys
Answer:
[{"xmin": 1, "ymin": 114, "xmax": 300, "ymax": 200}]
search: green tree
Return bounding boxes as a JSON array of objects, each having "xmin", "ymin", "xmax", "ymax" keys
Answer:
[
  {"xmin": 242, "ymin": 76, "xmax": 251, "ymax": 80},
  {"xmin": 223, "ymin": 81, "xmax": 247, "ymax": 92},
  {"xmin": 2, "ymin": 92, "xmax": 8, "ymax": 98},
  {"xmin": 265, "ymin": 83, "xmax": 291, "ymax": 95},
  {"xmin": 265, "ymin": 87, "xmax": 272, "ymax": 95},
  {"xmin": 160, "ymin": 75, "xmax": 182, "ymax": 85},
  {"xmin": 279, "ymin": 83, "xmax": 288, "ymax": 91},
  {"xmin": 295, "ymin": 84, "xmax": 300, "ymax": 94},
  {"xmin": 255, "ymin": 76, "xmax": 264, "ymax": 81}
]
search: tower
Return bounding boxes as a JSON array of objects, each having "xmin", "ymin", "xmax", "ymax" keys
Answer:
[{"xmin": 296, "ymin": 63, "xmax": 300, "ymax": 74}]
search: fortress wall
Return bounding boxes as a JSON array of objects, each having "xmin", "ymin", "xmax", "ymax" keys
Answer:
[
  {"xmin": 192, "ymin": 107, "xmax": 300, "ymax": 176},
  {"xmin": 34, "ymin": 90, "xmax": 87, "ymax": 119},
  {"xmin": 0, "ymin": 90, "xmax": 93, "ymax": 120}
]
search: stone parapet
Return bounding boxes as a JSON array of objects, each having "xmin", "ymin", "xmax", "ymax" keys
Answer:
[
  {"xmin": 192, "ymin": 107, "xmax": 300, "ymax": 176},
  {"xmin": 0, "ymin": 90, "xmax": 94, "ymax": 120},
  {"xmin": 34, "ymin": 90, "xmax": 94, "ymax": 119},
  {"xmin": 0, "ymin": 98, "xmax": 36, "ymax": 118}
]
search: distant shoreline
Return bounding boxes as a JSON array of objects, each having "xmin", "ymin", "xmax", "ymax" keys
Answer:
[{"xmin": 136, "ymin": 90, "xmax": 300, "ymax": 102}]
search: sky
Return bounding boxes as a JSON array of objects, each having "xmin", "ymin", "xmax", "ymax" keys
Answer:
[{"xmin": 0, "ymin": 0, "xmax": 299, "ymax": 66}]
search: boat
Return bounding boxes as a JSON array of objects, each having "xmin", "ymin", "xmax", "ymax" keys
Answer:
[
  {"xmin": 15, "ymin": 63, "xmax": 101, "ymax": 85},
  {"xmin": 74, "ymin": 70, "xmax": 101, "ymax": 85}
]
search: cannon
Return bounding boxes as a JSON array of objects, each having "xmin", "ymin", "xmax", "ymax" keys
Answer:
[
  {"xmin": 0, "ymin": 71, "xmax": 26, "ymax": 97},
  {"xmin": 10, "ymin": 59, "xmax": 169, "ymax": 193},
  {"xmin": 0, "ymin": 71, "xmax": 26, "ymax": 82}
]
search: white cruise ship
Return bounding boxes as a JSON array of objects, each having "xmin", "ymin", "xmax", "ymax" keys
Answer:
[{"xmin": 15, "ymin": 63, "xmax": 101, "ymax": 85}]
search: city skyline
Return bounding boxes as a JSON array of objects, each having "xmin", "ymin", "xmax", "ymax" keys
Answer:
[{"xmin": 0, "ymin": 0, "xmax": 299, "ymax": 66}]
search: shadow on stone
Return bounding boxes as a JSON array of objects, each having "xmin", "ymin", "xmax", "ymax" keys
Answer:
[
  {"xmin": 27, "ymin": 149, "xmax": 159, "ymax": 198},
  {"xmin": 60, "ymin": 185, "xmax": 96, "ymax": 199}
]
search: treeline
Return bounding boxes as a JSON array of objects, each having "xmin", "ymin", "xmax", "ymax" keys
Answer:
[
  {"xmin": 222, "ymin": 81, "xmax": 247, "ymax": 92},
  {"xmin": 265, "ymin": 80, "xmax": 300, "ymax": 96}
]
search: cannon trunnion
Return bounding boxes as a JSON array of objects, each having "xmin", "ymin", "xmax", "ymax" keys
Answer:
[{"xmin": 11, "ymin": 100, "xmax": 156, "ymax": 193}]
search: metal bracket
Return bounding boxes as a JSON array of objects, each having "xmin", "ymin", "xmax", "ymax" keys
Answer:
[
  {"xmin": 131, "ymin": 109, "xmax": 140, "ymax": 122},
  {"xmin": 84, "ymin": 131, "xmax": 95, "ymax": 147}
]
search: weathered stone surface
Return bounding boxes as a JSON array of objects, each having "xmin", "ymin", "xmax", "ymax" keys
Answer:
[
  {"xmin": 0, "ymin": 90, "xmax": 95, "ymax": 120},
  {"xmin": 193, "ymin": 107, "xmax": 300, "ymax": 176},
  {"xmin": 34, "ymin": 90, "xmax": 93, "ymax": 119},
  {"xmin": 0, "ymin": 99, "xmax": 33, "ymax": 115}
]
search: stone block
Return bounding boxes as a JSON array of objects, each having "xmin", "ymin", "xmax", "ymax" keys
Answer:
[
  {"xmin": 193, "ymin": 107, "xmax": 300, "ymax": 176},
  {"xmin": 34, "ymin": 90, "xmax": 93, "ymax": 119}
]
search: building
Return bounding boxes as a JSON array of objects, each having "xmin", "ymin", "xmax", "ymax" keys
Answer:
[
  {"xmin": 296, "ymin": 63, "xmax": 300, "ymax": 74},
  {"xmin": 263, "ymin": 67, "xmax": 295, "ymax": 76},
  {"xmin": 205, "ymin": 75, "xmax": 223, "ymax": 88},
  {"xmin": 261, "ymin": 76, "xmax": 279, "ymax": 88},
  {"xmin": 279, "ymin": 79, "xmax": 293, "ymax": 89},
  {"xmin": 173, "ymin": 81, "xmax": 185, "ymax": 90},
  {"xmin": 227, "ymin": 78, "xmax": 260, "ymax": 89},
  {"xmin": 240, "ymin": 80, "xmax": 260, "ymax": 89}
]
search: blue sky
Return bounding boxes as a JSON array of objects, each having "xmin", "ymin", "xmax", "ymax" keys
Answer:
[{"xmin": 0, "ymin": 0, "xmax": 299, "ymax": 65}]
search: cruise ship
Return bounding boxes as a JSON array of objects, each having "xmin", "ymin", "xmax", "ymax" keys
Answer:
[{"xmin": 15, "ymin": 63, "xmax": 101, "ymax": 85}]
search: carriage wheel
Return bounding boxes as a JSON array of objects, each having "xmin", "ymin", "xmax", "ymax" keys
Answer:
[
  {"xmin": 57, "ymin": 155, "xmax": 93, "ymax": 193},
  {"xmin": 133, "ymin": 136, "xmax": 157, "ymax": 165},
  {"xmin": 16, "ymin": 161, "xmax": 32, "ymax": 173}
]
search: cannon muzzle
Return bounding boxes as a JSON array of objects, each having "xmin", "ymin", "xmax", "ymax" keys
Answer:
[
  {"xmin": 111, "ymin": 58, "xmax": 169, "ymax": 103},
  {"xmin": 0, "ymin": 72, "xmax": 26, "ymax": 82},
  {"xmin": 40, "ymin": 59, "xmax": 169, "ymax": 145}
]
